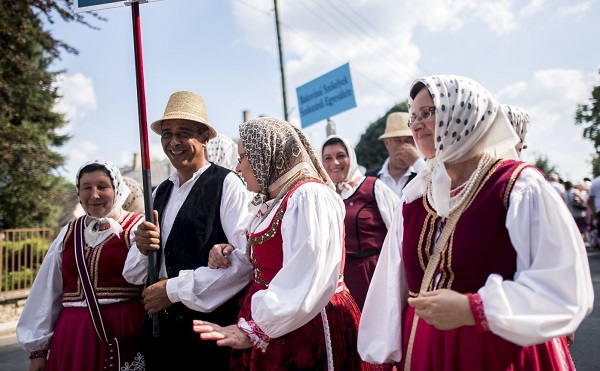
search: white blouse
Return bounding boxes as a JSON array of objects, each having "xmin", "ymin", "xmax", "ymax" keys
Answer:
[{"xmin": 357, "ymin": 167, "xmax": 595, "ymax": 364}]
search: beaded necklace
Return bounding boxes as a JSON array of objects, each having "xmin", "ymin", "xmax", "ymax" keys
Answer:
[{"xmin": 426, "ymin": 152, "xmax": 495, "ymax": 215}]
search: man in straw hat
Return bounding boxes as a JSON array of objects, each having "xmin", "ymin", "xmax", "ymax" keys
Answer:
[
  {"xmin": 365, "ymin": 111, "xmax": 426, "ymax": 197},
  {"xmin": 123, "ymin": 91, "xmax": 252, "ymax": 370}
]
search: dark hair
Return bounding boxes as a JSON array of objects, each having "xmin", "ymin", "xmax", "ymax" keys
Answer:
[
  {"xmin": 409, "ymin": 81, "xmax": 428, "ymax": 100},
  {"xmin": 322, "ymin": 137, "xmax": 348, "ymax": 154},
  {"xmin": 77, "ymin": 164, "xmax": 113, "ymax": 188}
]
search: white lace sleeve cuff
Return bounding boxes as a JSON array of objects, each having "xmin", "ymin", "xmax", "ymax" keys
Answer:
[{"xmin": 238, "ymin": 318, "xmax": 271, "ymax": 352}]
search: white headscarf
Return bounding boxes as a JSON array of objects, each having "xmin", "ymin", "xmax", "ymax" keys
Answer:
[
  {"xmin": 206, "ymin": 133, "xmax": 238, "ymax": 171},
  {"xmin": 402, "ymin": 75, "xmax": 519, "ymax": 217},
  {"xmin": 502, "ymin": 104, "xmax": 529, "ymax": 155},
  {"xmin": 322, "ymin": 135, "xmax": 364, "ymax": 193},
  {"xmin": 76, "ymin": 160, "xmax": 131, "ymax": 245}
]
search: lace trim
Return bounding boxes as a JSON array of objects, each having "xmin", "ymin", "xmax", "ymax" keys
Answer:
[
  {"xmin": 320, "ymin": 308, "xmax": 334, "ymax": 371},
  {"xmin": 467, "ymin": 293, "xmax": 490, "ymax": 332},
  {"xmin": 238, "ymin": 318, "xmax": 271, "ymax": 352},
  {"xmin": 29, "ymin": 349, "xmax": 48, "ymax": 359}
]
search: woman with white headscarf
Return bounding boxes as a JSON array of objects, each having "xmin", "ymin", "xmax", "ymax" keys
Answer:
[
  {"xmin": 17, "ymin": 160, "xmax": 146, "ymax": 371},
  {"xmin": 357, "ymin": 75, "xmax": 593, "ymax": 370},
  {"xmin": 321, "ymin": 135, "xmax": 400, "ymax": 310},
  {"xmin": 193, "ymin": 117, "xmax": 368, "ymax": 370}
]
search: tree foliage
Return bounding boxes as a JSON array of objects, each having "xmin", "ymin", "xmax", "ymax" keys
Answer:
[
  {"xmin": 0, "ymin": 1, "xmax": 102, "ymax": 228},
  {"xmin": 575, "ymin": 69, "xmax": 600, "ymax": 177},
  {"xmin": 355, "ymin": 101, "xmax": 409, "ymax": 171},
  {"xmin": 532, "ymin": 154, "xmax": 559, "ymax": 181}
]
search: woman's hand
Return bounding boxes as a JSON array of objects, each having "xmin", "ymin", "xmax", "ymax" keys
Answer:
[
  {"xmin": 192, "ymin": 320, "xmax": 252, "ymax": 349},
  {"xmin": 28, "ymin": 357, "xmax": 46, "ymax": 371},
  {"xmin": 134, "ymin": 210, "xmax": 161, "ymax": 256},
  {"xmin": 208, "ymin": 244, "xmax": 234, "ymax": 269},
  {"xmin": 408, "ymin": 289, "xmax": 475, "ymax": 330}
]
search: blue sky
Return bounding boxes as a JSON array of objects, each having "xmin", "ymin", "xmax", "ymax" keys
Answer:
[{"xmin": 48, "ymin": 0, "xmax": 599, "ymax": 184}]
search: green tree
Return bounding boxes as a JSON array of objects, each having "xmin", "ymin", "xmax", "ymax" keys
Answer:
[
  {"xmin": 355, "ymin": 101, "xmax": 409, "ymax": 171},
  {"xmin": 532, "ymin": 154, "xmax": 560, "ymax": 180},
  {"xmin": 575, "ymin": 69, "xmax": 600, "ymax": 177},
  {"xmin": 0, "ymin": 1, "xmax": 101, "ymax": 228}
]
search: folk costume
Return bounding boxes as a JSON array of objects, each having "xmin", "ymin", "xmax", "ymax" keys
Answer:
[
  {"xmin": 324, "ymin": 135, "xmax": 400, "ymax": 310},
  {"xmin": 357, "ymin": 76, "xmax": 594, "ymax": 370},
  {"xmin": 17, "ymin": 160, "xmax": 146, "ymax": 371},
  {"xmin": 232, "ymin": 118, "xmax": 369, "ymax": 370}
]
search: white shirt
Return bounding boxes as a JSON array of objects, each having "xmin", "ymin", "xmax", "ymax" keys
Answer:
[
  {"xmin": 375, "ymin": 157, "xmax": 427, "ymax": 198},
  {"xmin": 588, "ymin": 176, "xmax": 600, "ymax": 211},
  {"xmin": 357, "ymin": 167, "xmax": 594, "ymax": 364},
  {"xmin": 122, "ymin": 165, "xmax": 253, "ymax": 312}
]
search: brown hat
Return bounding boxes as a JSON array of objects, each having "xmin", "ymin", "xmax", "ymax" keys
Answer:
[
  {"xmin": 378, "ymin": 112, "xmax": 412, "ymax": 140},
  {"xmin": 150, "ymin": 91, "xmax": 217, "ymax": 139}
]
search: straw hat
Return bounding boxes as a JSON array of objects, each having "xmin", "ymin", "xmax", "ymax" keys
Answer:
[
  {"xmin": 378, "ymin": 112, "xmax": 412, "ymax": 140},
  {"xmin": 150, "ymin": 91, "xmax": 217, "ymax": 139}
]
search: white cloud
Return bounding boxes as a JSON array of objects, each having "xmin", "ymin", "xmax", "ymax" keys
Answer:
[
  {"xmin": 53, "ymin": 73, "xmax": 97, "ymax": 133},
  {"xmin": 558, "ymin": 1, "xmax": 592, "ymax": 17}
]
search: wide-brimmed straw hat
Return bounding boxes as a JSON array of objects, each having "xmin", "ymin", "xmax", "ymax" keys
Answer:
[
  {"xmin": 378, "ymin": 112, "xmax": 412, "ymax": 140},
  {"xmin": 150, "ymin": 91, "xmax": 217, "ymax": 139}
]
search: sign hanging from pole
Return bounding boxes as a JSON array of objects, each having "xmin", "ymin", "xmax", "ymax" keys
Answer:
[
  {"xmin": 296, "ymin": 63, "xmax": 357, "ymax": 129},
  {"xmin": 75, "ymin": 0, "xmax": 159, "ymax": 13}
]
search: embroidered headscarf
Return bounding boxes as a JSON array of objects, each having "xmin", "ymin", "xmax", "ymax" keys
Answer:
[
  {"xmin": 321, "ymin": 135, "xmax": 364, "ymax": 193},
  {"xmin": 502, "ymin": 104, "xmax": 529, "ymax": 155},
  {"xmin": 206, "ymin": 133, "xmax": 238, "ymax": 171},
  {"xmin": 239, "ymin": 117, "xmax": 334, "ymax": 206},
  {"xmin": 403, "ymin": 75, "xmax": 519, "ymax": 217},
  {"xmin": 76, "ymin": 160, "xmax": 131, "ymax": 245}
]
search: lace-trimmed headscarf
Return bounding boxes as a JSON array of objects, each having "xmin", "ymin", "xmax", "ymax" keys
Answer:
[
  {"xmin": 239, "ymin": 117, "xmax": 334, "ymax": 206},
  {"xmin": 502, "ymin": 104, "xmax": 529, "ymax": 155},
  {"xmin": 76, "ymin": 159, "xmax": 131, "ymax": 245},
  {"xmin": 322, "ymin": 135, "xmax": 364, "ymax": 193},
  {"xmin": 403, "ymin": 75, "xmax": 519, "ymax": 217}
]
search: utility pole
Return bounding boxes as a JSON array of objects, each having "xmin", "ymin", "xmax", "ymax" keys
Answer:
[{"xmin": 273, "ymin": 0, "xmax": 288, "ymax": 121}]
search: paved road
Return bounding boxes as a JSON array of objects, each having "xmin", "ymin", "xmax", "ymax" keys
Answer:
[{"xmin": 1, "ymin": 250, "xmax": 599, "ymax": 370}]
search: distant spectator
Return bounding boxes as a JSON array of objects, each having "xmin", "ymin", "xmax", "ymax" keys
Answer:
[
  {"xmin": 562, "ymin": 181, "xmax": 588, "ymax": 243},
  {"xmin": 548, "ymin": 173, "xmax": 565, "ymax": 195}
]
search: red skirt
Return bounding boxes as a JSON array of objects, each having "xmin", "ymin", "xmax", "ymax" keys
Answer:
[
  {"xmin": 231, "ymin": 283, "xmax": 370, "ymax": 370},
  {"xmin": 46, "ymin": 299, "xmax": 145, "ymax": 371},
  {"xmin": 399, "ymin": 306, "xmax": 575, "ymax": 371}
]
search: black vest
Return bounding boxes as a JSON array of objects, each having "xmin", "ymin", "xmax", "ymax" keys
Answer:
[
  {"xmin": 151, "ymin": 164, "xmax": 243, "ymax": 332},
  {"xmin": 153, "ymin": 164, "xmax": 230, "ymax": 277}
]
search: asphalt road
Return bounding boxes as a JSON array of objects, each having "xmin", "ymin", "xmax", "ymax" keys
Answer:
[{"xmin": 1, "ymin": 250, "xmax": 599, "ymax": 370}]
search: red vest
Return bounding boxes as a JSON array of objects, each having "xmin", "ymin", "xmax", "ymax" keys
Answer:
[
  {"xmin": 402, "ymin": 160, "xmax": 531, "ymax": 295},
  {"xmin": 61, "ymin": 212, "xmax": 144, "ymax": 302}
]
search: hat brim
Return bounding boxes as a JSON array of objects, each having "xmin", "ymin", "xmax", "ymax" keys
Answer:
[
  {"xmin": 378, "ymin": 129, "xmax": 413, "ymax": 140},
  {"xmin": 151, "ymin": 117, "xmax": 217, "ymax": 140}
]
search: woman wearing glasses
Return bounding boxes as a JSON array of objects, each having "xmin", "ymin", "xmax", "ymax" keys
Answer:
[
  {"xmin": 357, "ymin": 75, "xmax": 593, "ymax": 370},
  {"xmin": 195, "ymin": 117, "xmax": 369, "ymax": 370}
]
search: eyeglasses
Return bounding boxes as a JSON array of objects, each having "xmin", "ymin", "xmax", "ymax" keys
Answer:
[
  {"xmin": 237, "ymin": 152, "xmax": 247, "ymax": 164},
  {"xmin": 408, "ymin": 107, "xmax": 436, "ymax": 128}
]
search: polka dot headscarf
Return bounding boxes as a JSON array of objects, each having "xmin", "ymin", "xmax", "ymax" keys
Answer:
[
  {"xmin": 403, "ymin": 75, "xmax": 519, "ymax": 217},
  {"xmin": 502, "ymin": 104, "xmax": 529, "ymax": 155}
]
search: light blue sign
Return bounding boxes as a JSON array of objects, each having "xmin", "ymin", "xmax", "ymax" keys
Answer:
[{"xmin": 296, "ymin": 63, "xmax": 356, "ymax": 128}]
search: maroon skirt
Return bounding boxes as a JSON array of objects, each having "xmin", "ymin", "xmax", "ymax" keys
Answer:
[
  {"xmin": 46, "ymin": 299, "xmax": 145, "ymax": 371},
  {"xmin": 398, "ymin": 305, "xmax": 575, "ymax": 371},
  {"xmin": 231, "ymin": 283, "xmax": 370, "ymax": 370}
]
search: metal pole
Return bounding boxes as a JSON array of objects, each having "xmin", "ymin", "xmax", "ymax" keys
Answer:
[
  {"xmin": 273, "ymin": 0, "xmax": 288, "ymax": 121},
  {"xmin": 131, "ymin": 1, "xmax": 159, "ymax": 337}
]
